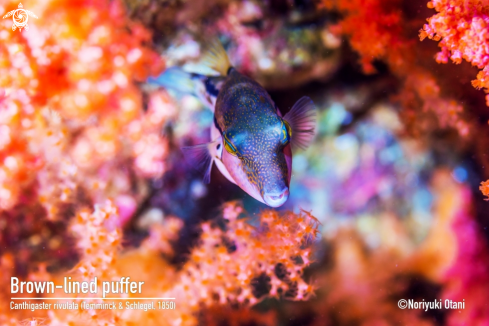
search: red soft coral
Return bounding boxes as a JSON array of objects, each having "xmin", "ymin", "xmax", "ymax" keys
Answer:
[
  {"xmin": 320, "ymin": 0, "xmax": 470, "ymax": 136},
  {"xmin": 420, "ymin": 0, "xmax": 489, "ymax": 106}
]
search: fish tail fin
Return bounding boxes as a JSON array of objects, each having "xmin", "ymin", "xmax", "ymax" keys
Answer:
[
  {"xmin": 283, "ymin": 96, "xmax": 317, "ymax": 150},
  {"xmin": 201, "ymin": 39, "xmax": 232, "ymax": 76},
  {"xmin": 148, "ymin": 67, "xmax": 199, "ymax": 95},
  {"xmin": 182, "ymin": 140, "xmax": 219, "ymax": 184}
]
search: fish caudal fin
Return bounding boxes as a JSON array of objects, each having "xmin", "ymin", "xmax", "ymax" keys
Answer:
[
  {"xmin": 148, "ymin": 67, "xmax": 224, "ymax": 110},
  {"xmin": 284, "ymin": 96, "xmax": 317, "ymax": 150},
  {"xmin": 148, "ymin": 67, "xmax": 197, "ymax": 94},
  {"xmin": 182, "ymin": 140, "xmax": 219, "ymax": 184},
  {"xmin": 201, "ymin": 39, "xmax": 232, "ymax": 76}
]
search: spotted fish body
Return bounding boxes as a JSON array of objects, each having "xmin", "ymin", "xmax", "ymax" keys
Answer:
[
  {"xmin": 214, "ymin": 68, "xmax": 292, "ymax": 205},
  {"xmin": 149, "ymin": 40, "xmax": 316, "ymax": 207}
]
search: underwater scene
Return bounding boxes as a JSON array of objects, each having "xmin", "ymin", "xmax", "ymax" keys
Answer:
[{"xmin": 1, "ymin": 0, "xmax": 489, "ymax": 325}]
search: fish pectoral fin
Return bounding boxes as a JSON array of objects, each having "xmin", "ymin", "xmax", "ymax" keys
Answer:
[
  {"xmin": 200, "ymin": 39, "xmax": 232, "ymax": 77},
  {"xmin": 283, "ymin": 96, "xmax": 317, "ymax": 150},
  {"xmin": 182, "ymin": 140, "xmax": 219, "ymax": 184}
]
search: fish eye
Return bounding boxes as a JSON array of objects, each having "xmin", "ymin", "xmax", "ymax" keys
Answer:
[
  {"xmin": 223, "ymin": 134, "xmax": 238, "ymax": 156},
  {"xmin": 281, "ymin": 120, "xmax": 291, "ymax": 145}
]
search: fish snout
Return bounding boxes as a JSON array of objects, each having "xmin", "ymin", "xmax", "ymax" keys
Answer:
[{"xmin": 263, "ymin": 188, "xmax": 289, "ymax": 207}]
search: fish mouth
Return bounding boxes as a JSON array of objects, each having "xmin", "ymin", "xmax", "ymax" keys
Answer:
[{"xmin": 263, "ymin": 188, "xmax": 289, "ymax": 207}]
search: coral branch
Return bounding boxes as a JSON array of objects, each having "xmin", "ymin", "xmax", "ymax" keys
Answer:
[
  {"xmin": 420, "ymin": 0, "xmax": 489, "ymax": 106},
  {"xmin": 166, "ymin": 202, "xmax": 320, "ymax": 308}
]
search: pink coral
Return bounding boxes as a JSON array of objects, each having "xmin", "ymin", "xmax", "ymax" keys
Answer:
[
  {"xmin": 0, "ymin": 0, "xmax": 167, "ymax": 217},
  {"xmin": 420, "ymin": 0, "xmax": 489, "ymax": 106},
  {"xmin": 442, "ymin": 187, "xmax": 489, "ymax": 326}
]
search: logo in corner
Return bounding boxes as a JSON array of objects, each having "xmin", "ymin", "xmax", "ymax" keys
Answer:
[{"xmin": 3, "ymin": 3, "xmax": 38, "ymax": 32}]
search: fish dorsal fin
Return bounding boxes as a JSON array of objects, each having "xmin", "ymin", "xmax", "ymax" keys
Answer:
[
  {"xmin": 283, "ymin": 96, "xmax": 317, "ymax": 150},
  {"xmin": 182, "ymin": 139, "xmax": 219, "ymax": 184},
  {"xmin": 201, "ymin": 39, "xmax": 232, "ymax": 76}
]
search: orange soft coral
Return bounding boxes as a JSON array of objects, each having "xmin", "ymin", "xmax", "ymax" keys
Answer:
[
  {"xmin": 169, "ymin": 202, "xmax": 319, "ymax": 306},
  {"xmin": 126, "ymin": 204, "xmax": 318, "ymax": 326},
  {"xmin": 480, "ymin": 180, "xmax": 489, "ymax": 200},
  {"xmin": 320, "ymin": 0, "xmax": 470, "ymax": 136},
  {"xmin": 320, "ymin": 0, "xmax": 407, "ymax": 75},
  {"xmin": 44, "ymin": 201, "xmax": 128, "ymax": 326},
  {"xmin": 5, "ymin": 202, "xmax": 318, "ymax": 326},
  {"xmin": 0, "ymin": 0, "xmax": 167, "ymax": 215},
  {"xmin": 70, "ymin": 201, "xmax": 122, "ymax": 282},
  {"xmin": 420, "ymin": 0, "xmax": 489, "ymax": 106}
]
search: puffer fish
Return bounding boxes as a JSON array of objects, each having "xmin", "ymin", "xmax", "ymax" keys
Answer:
[{"xmin": 149, "ymin": 40, "xmax": 316, "ymax": 207}]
